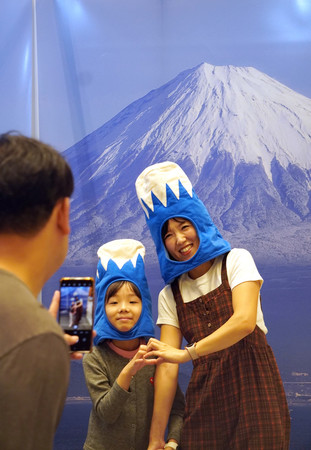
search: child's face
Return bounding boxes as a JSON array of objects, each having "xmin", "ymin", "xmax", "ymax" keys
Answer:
[
  {"xmin": 105, "ymin": 283, "xmax": 142, "ymax": 332},
  {"xmin": 163, "ymin": 217, "xmax": 199, "ymax": 262}
]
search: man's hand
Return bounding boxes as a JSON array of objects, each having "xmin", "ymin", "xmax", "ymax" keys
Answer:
[{"xmin": 48, "ymin": 290, "xmax": 83, "ymax": 360}]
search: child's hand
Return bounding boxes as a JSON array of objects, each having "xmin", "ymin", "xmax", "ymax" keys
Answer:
[
  {"xmin": 117, "ymin": 345, "xmax": 153, "ymax": 391},
  {"xmin": 128, "ymin": 345, "xmax": 149, "ymax": 376}
]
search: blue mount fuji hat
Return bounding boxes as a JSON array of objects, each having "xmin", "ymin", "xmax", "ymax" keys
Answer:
[
  {"xmin": 94, "ymin": 239, "xmax": 155, "ymax": 345},
  {"xmin": 135, "ymin": 162, "xmax": 231, "ymax": 284}
]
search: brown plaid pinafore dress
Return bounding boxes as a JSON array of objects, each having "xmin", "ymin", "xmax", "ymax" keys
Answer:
[{"xmin": 171, "ymin": 252, "xmax": 290, "ymax": 450}]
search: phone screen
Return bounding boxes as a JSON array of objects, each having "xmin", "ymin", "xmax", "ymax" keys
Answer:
[{"xmin": 59, "ymin": 277, "xmax": 94, "ymax": 352}]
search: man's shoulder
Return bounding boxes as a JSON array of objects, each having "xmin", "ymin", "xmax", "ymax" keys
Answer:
[{"xmin": 0, "ymin": 270, "xmax": 65, "ymax": 357}]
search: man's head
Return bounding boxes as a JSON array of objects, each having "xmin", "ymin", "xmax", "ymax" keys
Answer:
[{"xmin": 0, "ymin": 132, "xmax": 74, "ymax": 236}]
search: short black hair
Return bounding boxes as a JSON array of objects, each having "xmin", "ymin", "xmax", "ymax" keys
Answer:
[
  {"xmin": 0, "ymin": 132, "xmax": 74, "ymax": 235},
  {"xmin": 105, "ymin": 281, "xmax": 141, "ymax": 303}
]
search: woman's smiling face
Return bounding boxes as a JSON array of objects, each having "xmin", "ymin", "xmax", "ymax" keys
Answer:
[{"xmin": 162, "ymin": 217, "xmax": 200, "ymax": 262}]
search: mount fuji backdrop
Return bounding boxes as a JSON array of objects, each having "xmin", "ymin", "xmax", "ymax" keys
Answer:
[
  {"xmin": 54, "ymin": 65, "xmax": 311, "ymax": 447},
  {"xmin": 64, "ymin": 62, "xmax": 311, "ymax": 267}
]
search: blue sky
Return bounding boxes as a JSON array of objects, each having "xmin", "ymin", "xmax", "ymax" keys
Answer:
[{"xmin": 0, "ymin": 0, "xmax": 310, "ymax": 151}]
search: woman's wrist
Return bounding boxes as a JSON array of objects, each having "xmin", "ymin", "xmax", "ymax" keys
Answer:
[
  {"xmin": 183, "ymin": 348, "xmax": 192, "ymax": 362},
  {"xmin": 185, "ymin": 342, "xmax": 199, "ymax": 360}
]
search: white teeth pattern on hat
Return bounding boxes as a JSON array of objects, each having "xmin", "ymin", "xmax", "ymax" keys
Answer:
[
  {"xmin": 97, "ymin": 239, "xmax": 145, "ymax": 270},
  {"xmin": 135, "ymin": 162, "xmax": 193, "ymax": 218}
]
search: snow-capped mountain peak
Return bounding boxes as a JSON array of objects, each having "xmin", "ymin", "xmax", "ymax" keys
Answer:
[
  {"xmin": 141, "ymin": 62, "xmax": 311, "ymax": 179},
  {"xmin": 84, "ymin": 62, "xmax": 311, "ymax": 183},
  {"xmin": 65, "ymin": 62, "xmax": 311, "ymax": 265}
]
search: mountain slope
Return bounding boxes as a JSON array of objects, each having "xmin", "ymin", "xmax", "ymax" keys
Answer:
[{"xmin": 64, "ymin": 62, "xmax": 311, "ymax": 264}]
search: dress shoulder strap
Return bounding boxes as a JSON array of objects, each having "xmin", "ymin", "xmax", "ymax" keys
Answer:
[
  {"xmin": 171, "ymin": 278, "xmax": 181, "ymax": 303},
  {"xmin": 220, "ymin": 252, "xmax": 230, "ymax": 287},
  {"xmin": 171, "ymin": 252, "xmax": 231, "ymax": 299}
]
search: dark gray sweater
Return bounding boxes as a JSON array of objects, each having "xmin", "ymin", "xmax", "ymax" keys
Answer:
[
  {"xmin": 0, "ymin": 270, "xmax": 69, "ymax": 450},
  {"xmin": 83, "ymin": 342, "xmax": 184, "ymax": 450}
]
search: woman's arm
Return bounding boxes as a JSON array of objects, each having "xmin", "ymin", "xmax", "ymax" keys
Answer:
[
  {"xmin": 148, "ymin": 325, "xmax": 183, "ymax": 450},
  {"xmin": 195, "ymin": 280, "xmax": 259, "ymax": 356},
  {"xmin": 145, "ymin": 280, "xmax": 260, "ymax": 364}
]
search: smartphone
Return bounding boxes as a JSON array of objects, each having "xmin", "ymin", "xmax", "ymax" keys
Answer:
[{"xmin": 59, "ymin": 277, "xmax": 95, "ymax": 353}]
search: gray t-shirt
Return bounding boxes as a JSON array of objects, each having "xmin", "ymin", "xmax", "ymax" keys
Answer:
[{"xmin": 0, "ymin": 269, "xmax": 70, "ymax": 450}]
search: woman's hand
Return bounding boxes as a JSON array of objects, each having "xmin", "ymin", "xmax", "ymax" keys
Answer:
[{"xmin": 144, "ymin": 338, "xmax": 190, "ymax": 364}]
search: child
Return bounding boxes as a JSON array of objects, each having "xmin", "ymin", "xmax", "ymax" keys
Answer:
[
  {"xmin": 83, "ymin": 239, "xmax": 184, "ymax": 450},
  {"xmin": 135, "ymin": 162, "xmax": 290, "ymax": 450}
]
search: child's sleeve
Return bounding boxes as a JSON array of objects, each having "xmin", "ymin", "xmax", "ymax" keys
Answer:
[
  {"xmin": 83, "ymin": 349, "xmax": 131, "ymax": 424},
  {"xmin": 167, "ymin": 383, "xmax": 185, "ymax": 443}
]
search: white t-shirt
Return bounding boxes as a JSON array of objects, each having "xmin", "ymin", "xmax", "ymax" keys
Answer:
[{"xmin": 157, "ymin": 248, "xmax": 268, "ymax": 334}]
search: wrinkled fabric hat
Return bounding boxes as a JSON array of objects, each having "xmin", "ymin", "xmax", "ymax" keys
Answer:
[
  {"xmin": 94, "ymin": 239, "xmax": 154, "ymax": 344},
  {"xmin": 135, "ymin": 161, "xmax": 231, "ymax": 284}
]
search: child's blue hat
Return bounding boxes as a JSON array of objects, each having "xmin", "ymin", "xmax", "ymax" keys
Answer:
[
  {"xmin": 94, "ymin": 239, "xmax": 155, "ymax": 344},
  {"xmin": 135, "ymin": 162, "xmax": 231, "ymax": 284}
]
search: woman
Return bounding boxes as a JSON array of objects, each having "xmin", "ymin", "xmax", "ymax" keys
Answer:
[{"xmin": 135, "ymin": 162, "xmax": 290, "ymax": 450}]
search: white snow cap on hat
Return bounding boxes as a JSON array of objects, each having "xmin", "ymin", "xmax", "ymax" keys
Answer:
[
  {"xmin": 135, "ymin": 161, "xmax": 193, "ymax": 218},
  {"xmin": 97, "ymin": 239, "xmax": 145, "ymax": 271}
]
